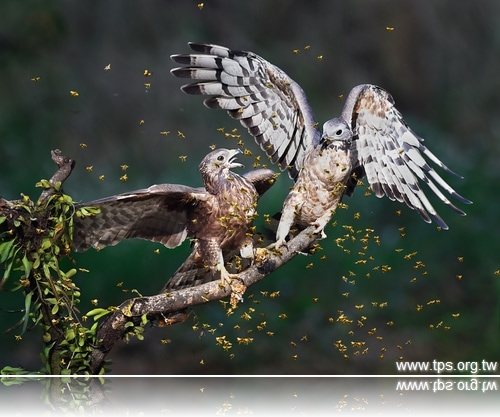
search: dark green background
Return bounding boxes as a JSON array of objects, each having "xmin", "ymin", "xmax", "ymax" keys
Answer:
[{"xmin": 0, "ymin": 0, "xmax": 498, "ymax": 374}]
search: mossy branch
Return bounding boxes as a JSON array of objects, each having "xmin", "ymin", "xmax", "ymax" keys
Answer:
[
  {"xmin": 2, "ymin": 149, "xmax": 320, "ymax": 375},
  {"xmin": 1, "ymin": 150, "xmax": 79, "ymax": 375}
]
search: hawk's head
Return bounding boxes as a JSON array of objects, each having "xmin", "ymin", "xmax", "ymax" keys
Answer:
[
  {"xmin": 199, "ymin": 148, "xmax": 245, "ymax": 192},
  {"xmin": 200, "ymin": 148, "xmax": 243, "ymax": 171},
  {"xmin": 320, "ymin": 118, "xmax": 352, "ymax": 151}
]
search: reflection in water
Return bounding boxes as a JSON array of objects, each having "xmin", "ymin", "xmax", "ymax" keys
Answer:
[{"xmin": 0, "ymin": 376, "xmax": 497, "ymax": 415}]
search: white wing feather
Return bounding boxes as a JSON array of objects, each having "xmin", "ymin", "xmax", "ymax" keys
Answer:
[
  {"xmin": 344, "ymin": 85, "xmax": 471, "ymax": 229},
  {"xmin": 171, "ymin": 44, "xmax": 471, "ymax": 230},
  {"xmin": 171, "ymin": 42, "xmax": 320, "ymax": 179}
]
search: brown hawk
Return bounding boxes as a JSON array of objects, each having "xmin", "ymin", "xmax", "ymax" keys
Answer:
[
  {"xmin": 73, "ymin": 148, "xmax": 276, "ymax": 288},
  {"xmin": 171, "ymin": 43, "xmax": 472, "ymax": 245}
]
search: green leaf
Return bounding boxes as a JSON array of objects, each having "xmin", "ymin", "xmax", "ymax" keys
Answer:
[
  {"xmin": 42, "ymin": 263, "xmax": 51, "ymax": 279},
  {"xmin": 65, "ymin": 329, "xmax": 75, "ymax": 341},
  {"xmin": 1, "ymin": 365, "xmax": 31, "ymax": 375},
  {"xmin": 85, "ymin": 308, "xmax": 112, "ymax": 321},
  {"xmin": 21, "ymin": 291, "xmax": 33, "ymax": 335},
  {"xmin": 51, "ymin": 303, "xmax": 59, "ymax": 315},
  {"xmin": 1, "ymin": 251, "xmax": 17, "ymax": 287},
  {"xmin": 65, "ymin": 268, "xmax": 77, "ymax": 279},
  {"xmin": 35, "ymin": 179, "xmax": 51, "ymax": 189},
  {"xmin": 1, "ymin": 366, "xmax": 44, "ymax": 385},
  {"xmin": 0, "ymin": 216, "xmax": 6, "ymax": 225},
  {"xmin": 32, "ymin": 253, "xmax": 41, "ymax": 270},
  {"xmin": 77, "ymin": 206, "xmax": 101, "ymax": 218},
  {"xmin": 0, "ymin": 239, "xmax": 15, "ymax": 263},
  {"xmin": 21, "ymin": 254, "xmax": 32, "ymax": 278},
  {"xmin": 41, "ymin": 238, "xmax": 52, "ymax": 251},
  {"xmin": 61, "ymin": 193, "xmax": 73, "ymax": 204}
]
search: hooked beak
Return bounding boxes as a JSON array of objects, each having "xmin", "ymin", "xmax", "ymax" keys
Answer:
[
  {"xmin": 228, "ymin": 148, "xmax": 244, "ymax": 169},
  {"xmin": 320, "ymin": 132, "xmax": 351, "ymax": 151},
  {"xmin": 321, "ymin": 132, "xmax": 344, "ymax": 143},
  {"xmin": 320, "ymin": 133, "xmax": 331, "ymax": 143}
]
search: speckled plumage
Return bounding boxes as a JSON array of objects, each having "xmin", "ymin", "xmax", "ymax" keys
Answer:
[{"xmin": 73, "ymin": 148, "xmax": 276, "ymax": 288}]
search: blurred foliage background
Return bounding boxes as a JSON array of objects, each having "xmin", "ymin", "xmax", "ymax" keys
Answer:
[{"xmin": 0, "ymin": 0, "xmax": 498, "ymax": 374}]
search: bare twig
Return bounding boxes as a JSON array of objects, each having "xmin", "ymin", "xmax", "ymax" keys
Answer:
[
  {"xmin": 38, "ymin": 149, "xmax": 76, "ymax": 202},
  {"xmin": 1, "ymin": 149, "xmax": 74, "ymax": 218}
]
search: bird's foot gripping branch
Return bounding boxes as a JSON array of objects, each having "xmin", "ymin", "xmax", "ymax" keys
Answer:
[{"xmin": 0, "ymin": 150, "xmax": 321, "ymax": 375}]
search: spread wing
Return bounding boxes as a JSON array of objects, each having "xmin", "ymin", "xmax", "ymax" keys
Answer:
[
  {"xmin": 171, "ymin": 42, "xmax": 320, "ymax": 180},
  {"xmin": 73, "ymin": 184, "xmax": 206, "ymax": 251},
  {"xmin": 72, "ymin": 169, "xmax": 276, "ymax": 252},
  {"xmin": 342, "ymin": 84, "xmax": 472, "ymax": 229}
]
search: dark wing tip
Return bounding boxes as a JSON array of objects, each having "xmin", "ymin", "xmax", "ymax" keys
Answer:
[
  {"xmin": 180, "ymin": 82, "xmax": 203, "ymax": 95},
  {"xmin": 170, "ymin": 66, "xmax": 193, "ymax": 78},
  {"xmin": 432, "ymin": 158, "xmax": 465, "ymax": 180},
  {"xmin": 430, "ymin": 213, "xmax": 449, "ymax": 230},
  {"xmin": 452, "ymin": 191, "xmax": 473, "ymax": 206},
  {"xmin": 170, "ymin": 54, "xmax": 191, "ymax": 65},
  {"xmin": 188, "ymin": 42, "xmax": 211, "ymax": 52},
  {"xmin": 203, "ymin": 97, "xmax": 222, "ymax": 109},
  {"xmin": 412, "ymin": 206, "xmax": 450, "ymax": 230}
]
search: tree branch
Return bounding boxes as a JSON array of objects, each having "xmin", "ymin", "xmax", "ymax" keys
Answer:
[
  {"xmin": 1, "ymin": 150, "xmax": 77, "ymax": 374},
  {"xmin": 1, "ymin": 149, "xmax": 75, "ymax": 223},
  {"xmin": 38, "ymin": 149, "xmax": 76, "ymax": 202},
  {"xmin": 2, "ymin": 147, "xmax": 322, "ymax": 374},
  {"xmin": 89, "ymin": 226, "xmax": 319, "ymax": 373}
]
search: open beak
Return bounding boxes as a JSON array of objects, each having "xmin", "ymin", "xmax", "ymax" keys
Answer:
[{"xmin": 228, "ymin": 148, "xmax": 244, "ymax": 169}]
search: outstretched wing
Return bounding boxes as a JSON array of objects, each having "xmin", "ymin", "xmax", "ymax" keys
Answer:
[
  {"xmin": 73, "ymin": 184, "xmax": 205, "ymax": 251},
  {"xmin": 73, "ymin": 168, "xmax": 276, "ymax": 253},
  {"xmin": 171, "ymin": 42, "xmax": 320, "ymax": 180},
  {"xmin": 342, "ymin": 84, "xmax": 472, "ymax": 229}
]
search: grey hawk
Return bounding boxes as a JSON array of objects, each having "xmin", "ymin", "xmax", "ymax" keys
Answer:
[
  {"xmin": 73, "ymin": 148, "xmax": 276, "ymax": 287},
  {"xmin": 170, "ymin": 43, "xmax": 471, "ymax": 245}
]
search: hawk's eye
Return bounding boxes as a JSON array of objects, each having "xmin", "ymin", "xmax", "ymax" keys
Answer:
[
  {"xmin": 336, "ymin": 129, "xmax": 343, "ymax": 136},
  {"xmin": 217, "ymin": 155, "xmax": 225, "ymax": 161}
]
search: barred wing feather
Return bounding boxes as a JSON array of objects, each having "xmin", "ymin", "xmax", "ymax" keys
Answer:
[
  {"xmin": 171, "ymin": 42, "xmax": 320, "ymax": 180},
  {"xmin": 342, "ymin": 85, "xmax": 471, "ymax": 229}
]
